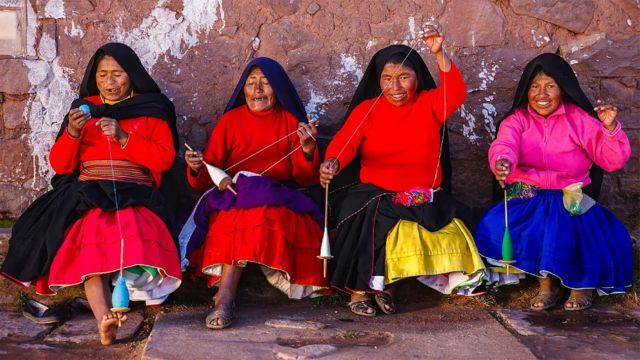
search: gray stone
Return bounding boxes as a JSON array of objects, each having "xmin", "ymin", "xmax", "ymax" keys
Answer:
[
  {"xmin": 0, "ymin": 310, "xmax": 53, "ymax": 340},
  {"xmin": 510, "ymin": 0, "xmax": 596, "ymax": 33},
  {"xmin": 496, "ymin": 308, "xmax": 545, "ymax": 336},
  {"xmin": 306, "ymin": 2, "xmax": 320, "ymax": 15},
  {"xmin": 143, "ymin": 303, "xmax": 536, "ymax": 360},
  {"xmin": 497, "ymin": 307, "xmax": 640, "ymax": 359},
  {"xmin": 45, "ymin": 311, "xmax": 143, "ymax": 344},
  {"xmin": 220, "ymin": 25, "xmax": 238, "ymax": 37},
  {"xmin": 275, "ymin": 344, "xmax": 337, "ymax": 359},
  {"xmin": 265, "ymin": 319, "xmax": 327, "ymax": 330}
]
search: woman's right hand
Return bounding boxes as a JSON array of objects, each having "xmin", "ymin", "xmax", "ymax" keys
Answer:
[
  {"xmin": 495, "ymin": 159, "xmax": 511, "ymax": 188},
  {"xmin": 319, "ymin": 158, "xmax": 339, "ymax": 188},
  {"xmin": 67, "ymin": 108, "xmax": 91, "ymax": 138},
  {"xmin": 185, "ymin": 149, "xmax": 204, "ymax": 173}
]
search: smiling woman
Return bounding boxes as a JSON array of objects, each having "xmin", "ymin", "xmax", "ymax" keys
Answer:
[
  {"xmin": 475, "ymin": 53, "xmax": 632, "ymax": 312},
  {"xmin": 180, "ymin": 57, "xmax": 327, "ymax": 330},
  {"xmin": 527, "ymin": 71, "xmax": 561, "ymax": 117},
  {"xmin": 319, "ymin": 25, "xmax": 486, "ymax": 318}
]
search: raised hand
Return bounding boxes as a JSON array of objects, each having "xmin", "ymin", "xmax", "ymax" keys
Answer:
[
  {"xmin": 594, "ymin": 100, "xmax": 618, "ymax": 131},
  {"xmin": 67, "ymin": 108, "xmax": 91, "ymax": 138},
  {"xmin": 420, "ymin": 21, "xmax": 444, "ymax": 54}
]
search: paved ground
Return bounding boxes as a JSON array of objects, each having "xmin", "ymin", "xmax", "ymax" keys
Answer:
[
  {"xmin": 142, "ymin": 302, "xmax": 537, "ymax": 360},
  {"xmin": 2, "ymin": 296, "xmax": 639, "ymax": 359},
  {"xmin": 1, "ymin": 229, "xmax": 639, "ymax": 359}
]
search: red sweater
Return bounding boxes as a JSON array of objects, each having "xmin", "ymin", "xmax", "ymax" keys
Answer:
[
  {"xmin": 49, "ymin": 95, "xmax": 175, "ymax": 188},
  {"xmin": 325, "ymin": 64, "xmax": 466, "ymax": 192},
  {"xmin": 188, "ymin": 105, "xmax": 320, "ymax": 190}
]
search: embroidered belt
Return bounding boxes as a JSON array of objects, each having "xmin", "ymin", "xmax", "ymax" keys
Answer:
[
  {"xmin": 78, "ymin": 159, "xmax": 153, "ymax": 187},
  {"xmin": 506, "ymin": 181, "xmax": 595, "ymax": 215},
  {"xmin": 392, "ymin": 187, "xmax": 437, "ymax": 207}
]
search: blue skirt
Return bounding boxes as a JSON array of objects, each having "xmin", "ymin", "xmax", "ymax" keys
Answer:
[{"xmin": 475, "ymin": 190, "xmax": 632, "ymax": 294}]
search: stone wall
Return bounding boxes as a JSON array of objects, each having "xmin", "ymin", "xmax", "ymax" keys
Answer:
[{"xmin": 0, "ymin": 0, "xmax": 638, "ymax": 238}]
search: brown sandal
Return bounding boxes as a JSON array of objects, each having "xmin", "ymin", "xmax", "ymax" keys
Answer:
[
  {"xmin": 348, "ymin": 300, "xmax": 377, "ymax": 317},
  {"xmin": 564, "ymin": 290, "xmax": 593, "ymax": 311},
  {"xmin": 374, "ymin": 292, "xmax": 397, "ymax": 314},
  {"xmin": 530, "ymin": 292, "xmax": 561, "ymax": 311},
  {"xmin": 205, "ymin": 302, "xmax": 236, "ymax": 329}
]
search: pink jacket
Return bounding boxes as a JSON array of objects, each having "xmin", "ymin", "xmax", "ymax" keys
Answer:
[{"xmin": 489, "ymin": 102, "xmax": 631, "ymax": 189}]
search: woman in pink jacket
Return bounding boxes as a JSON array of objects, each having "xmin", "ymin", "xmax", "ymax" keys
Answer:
[{"xmin": 475, "ymin": 53, "xmax": 632, "ymax": 311}]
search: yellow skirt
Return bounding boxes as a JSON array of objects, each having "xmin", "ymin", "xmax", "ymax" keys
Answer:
[{"xmin": 385, "ymin": 218, "xmax": 486, "ymax": 294}]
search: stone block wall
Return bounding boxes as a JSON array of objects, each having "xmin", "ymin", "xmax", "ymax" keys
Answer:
[{"xmin": 0, "ymin": 0, "xmax": 638, "ymax": 238}]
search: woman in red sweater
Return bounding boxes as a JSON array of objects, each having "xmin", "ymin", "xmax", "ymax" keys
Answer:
[
  {"xmin": 181, "ymin": 57, "xmax": 326, "ymax": 329},
  {"xmin": 320, "ymin": 27, "xmax": 484, "ymax": 316},
  {"xmin": 1, "ymin": 43, "xmax": 182, "ymax": 344}
]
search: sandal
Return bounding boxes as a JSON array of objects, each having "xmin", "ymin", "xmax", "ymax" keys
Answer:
[
  {"xmin": 348, "ymin": 300, "xmax": 377, "ymax": 317},
  {"xmin": 374, "ymin": 292, "xmax": 397, "ymax": 314},
  {"xmin": 205, "ymin": 301, "xmax": 236, "ymax": 329},
  {"xmin": 530, "ymin": 292, "xmax": 561, "ymax": 311},
  {"xmin": 22, "ymin": 299, "xmax": 61, "ymax": 325},
  {"xmin": 564, "ymin": 290, "xmax": 593, "ymax": 311}
]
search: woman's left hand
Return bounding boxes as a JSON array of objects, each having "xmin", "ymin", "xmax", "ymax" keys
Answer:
[
  {"xmin": 298, "ymin": 116, "xmax": 318, "ymax": 158},
  {"xmin": 96, "ymin": 117, "xmax": 129, "ymax": 146},
  {"xmin": 594, "ymin": 100, "xmax": 618, "ymax": 131}
]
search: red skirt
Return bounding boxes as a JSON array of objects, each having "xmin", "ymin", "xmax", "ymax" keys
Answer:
[
  {"xmin": 192, "ymin": 205, "xmax": 328, "ymax": 298},
  {"xmin": 37, "ymin": 206, "xmax": 181, "ymax": 301}
]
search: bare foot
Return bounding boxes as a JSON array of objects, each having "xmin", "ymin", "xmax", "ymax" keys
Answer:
[{"xmin": 99, "ymin": 312, "xmax": 128, "ymax": 345}]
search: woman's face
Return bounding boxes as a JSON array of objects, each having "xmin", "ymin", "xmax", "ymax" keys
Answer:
[
  {"xmin": 379, "ymin": 62, "xmax": 418, "ymax": 107},
  {"xmin": 96, "ymin": 55, "xmax": 131, "ymax": 102},
  {"xmin": 527, "ymin": 71, "xmax": 561, "ymax": 117},
  {"xmin": 243, "ymin": 67, "xmax": 276, "ymax": 112}
]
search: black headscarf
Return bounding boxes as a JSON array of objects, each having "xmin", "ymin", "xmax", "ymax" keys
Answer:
[
  {"xmin": 56, "ymin": 42, "xmax": 179, "ymax": 151},
  {"xmin": 224, "ymin": 57, "xmax": 308, "ymax": 122},
  {"xmin": 494, "ymin": 53, "xmax": 603, "ymax": 200},
  {"xmin": 337, "ymin": 44, "xmax": 452, "ymax": 192}
]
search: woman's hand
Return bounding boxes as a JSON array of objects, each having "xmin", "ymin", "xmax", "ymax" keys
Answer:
[
  {"xmin": 319, "ymin": 158, "xmax": 339, "ymax": 188},
  {"xmin": 594, "ymin": 100, "xmax": 618, "ymax": 131},
  {"xmin": 96, "ymin": 117, "xmax": 129, "ymax": 146},
  {"xmin": 185, "ymin": 149, "xmax": 204, "ymax": 173},
  {"xmin": 495, "ymin": 159, "xmax": 511, "ymax": 188},
  {"xmin": 420, "ymin": 22, "xmax": 444, "ymax": 54},
  {"xmin": 298, "ymin": 116, "xmax": 318, "ymax": 159},
  {"xmin": 420, "ymin": 21, "xmax": 451, "ymax": 72},
  {"xmin": 67, "ymin": 108, "xmax": 91, "ymax": 138}
]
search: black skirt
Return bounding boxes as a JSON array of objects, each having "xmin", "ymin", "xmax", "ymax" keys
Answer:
[{"xmin": 328, "ymin": 183, "xmax": 473, "ymax": 292}]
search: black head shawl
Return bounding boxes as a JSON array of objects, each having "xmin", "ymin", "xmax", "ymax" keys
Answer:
[
  {"xmin": 494, "ymin": 53, "xmax": 603, "ymax": 200},
  {"xmin": 338, "ymin": 44, "xmax": 452, "ymax": 192},
  {"xmin": 224, "ymin": 57, "xmax": 308, "ymax": 122},
  {"xmin": 56, "ymin": 42, "xmax": 178, "ymax": 152}
]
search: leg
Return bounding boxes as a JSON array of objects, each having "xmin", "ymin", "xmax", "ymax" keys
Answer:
[
  {"xmin": 530, "ymin": 275, "xmax": 562, "ymax": 311},
  {"xmin": 206, "ymin": 264, "xmax": 243, "ymax": 329},
  {"xmin": 84, "ymin": 274, "xmax": 128, "ymax": 345}
]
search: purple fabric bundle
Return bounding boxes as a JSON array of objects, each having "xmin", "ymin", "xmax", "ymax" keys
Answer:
[{"xmin": 181, "ymin": 174, "xmax": 323, "ymax": 257}]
